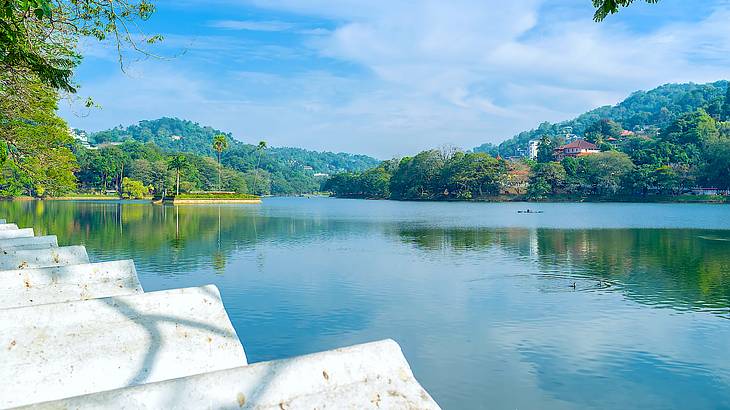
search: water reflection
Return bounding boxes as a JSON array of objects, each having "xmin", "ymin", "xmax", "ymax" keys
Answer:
[{"xmin": 2, "ymin": 199, "xmax": 730, "ymax": 409}]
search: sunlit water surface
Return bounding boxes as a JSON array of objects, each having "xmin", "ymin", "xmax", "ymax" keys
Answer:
[{"xmin": 3, "ymin": 198, "xmax": 730, "ymax": 409}]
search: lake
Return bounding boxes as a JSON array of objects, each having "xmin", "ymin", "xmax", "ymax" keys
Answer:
[{"xmin": 2, "ymin": 198, "xmax": 730, "ymax": 409}]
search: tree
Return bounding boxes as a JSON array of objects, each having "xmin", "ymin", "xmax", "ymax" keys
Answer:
[
  {"xmin": 167, "ymin": 155, "xmax": 188, "ymax": 196},
  {"xmin": 121, "ymin": 177, "xmax": 149, "ymax": 199},
  {"xmin": 529, "ymin": 162, "xmax": 566, "ymax": 199},
  {"xmin": 661, "ymin": 109, "xmax": 720, "ymax": 148},
  {"xmin": 390, "ymin": 151, "xmax": 445, "ymax": 199},
  {"xmin": 359, "ymin": 167, "xmax": 391, "ymax": 198},
  {"xmin": 1, "ymin": 0, "xmax": 160, "ymax": 93},
  {"xmin": 536, "ymin": 135, "xmax": 558, "ymax": 163},
  {"xmin": 251, "ymin": 140, "xmax": 267, "ymax": 195},
  {"xmin": 0, "ymin": 78, "xmax": 77, "ymax": 197},
  {"xmin": 585, "ymin": 119, "xmax": 622, "ymax": 144},
  {"xmin": 722, "ymin": 83, "xmax": 730, "ymax": 122},
  {"xmin": 701, "ymin": 141, "xmax": 730, "ymax": 190},
  {"xmin": 592, "ymin": 0, "xmax": 660, "ymax": 22},
  {"xmin": 579, "ymin": 151, "xmax": 635, "ymax": 195},
  {"xmin": 442, "ymin": 152, "xmax": 506, "ymax": 199},
  {"xmin": 211, "ymin": 134, "xmax": 229, "ymax": 191}
]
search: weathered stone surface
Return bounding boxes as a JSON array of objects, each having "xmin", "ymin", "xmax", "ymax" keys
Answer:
[
  {"xmin": 0, "ymin": 246, "xmax": 89, "ymax": 270},
  {"xmin": 0, "ymin": 259, "xmax": 142, "ymax": 309},
  {"xmin": 0, "ymin": 227, "xmax": 34, "ymax": 239},
  {"xmin": 0, "ymin": 235, "xmax": 57, "ymax": 251},
  {"xmin": 0, "ymin": 223, "xmax": 18, "ymax": 230},
  {"xmin": 0, "ymin": 285, "xmax": 247, "ymax": 408},
  {"xmin": 18, "ymin": 339, "xmax": 441, "ymax": 410}
]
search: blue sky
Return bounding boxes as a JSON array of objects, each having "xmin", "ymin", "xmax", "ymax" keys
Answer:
[{"xmin": 61, "ymin": 0, "xmax": 730, "ymax": 158}]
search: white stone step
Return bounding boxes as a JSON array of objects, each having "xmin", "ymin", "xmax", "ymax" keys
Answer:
[
  {"xmin": 17, "ymin": 339, "xmax": 441, "ymax": 410},
  {"xmin": 0, "ymin": 285, "xmax": 247, "ymax": 408},
  {"xmin": 0, "ymin": 246, "xmax": 89, "ymax": 270},
  {"xmin": 0, "ymin": 235, "xmax": 57, "ymax": 251},
  {"xmin": 0, "ymin": 259, "xmax": 142, "ymax": 309},
  {"xmin": 0, "ymin": 227, "xmax": 33, "ymax": 239},
  {"xmin": 0, "ymin": 223, "xmax": 19, "ymax": 230}
]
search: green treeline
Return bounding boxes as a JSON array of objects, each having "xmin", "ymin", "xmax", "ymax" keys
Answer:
[
  {"xmin": 79, "ymin": 117, "xmax": 380, "ymax": 196},
  {"xmin": 327, "ymin": 84, "xmax": 730, "ymax": 201},
  {"xmin": 324, "ymin": 151, "xmax": 508, "ymax": 200},
  {"xmin": 73, "ymin": 140, "xmax": 250, "ymax": 197}
]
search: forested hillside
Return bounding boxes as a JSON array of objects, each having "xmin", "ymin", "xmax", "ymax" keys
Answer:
[
  {"xmin": 85, "ymin": 117, "xmax": 380, "ymax": 195},
  {"xmin": 476, "ymin": 81, "xmax": 729, "ymax": 157},
  {"xmin": 328, "ymin": 80, "xmax": 730, "ymax": 201}
]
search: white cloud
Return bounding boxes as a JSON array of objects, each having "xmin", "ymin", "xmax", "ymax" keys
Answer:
[{"xmin": 64, "ymin": 0, "xmax": 730, "ymax": 157}]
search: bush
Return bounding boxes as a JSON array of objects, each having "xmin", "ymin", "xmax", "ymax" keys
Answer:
[{"xmin": 122, "ymin": 177, "xmax": 150, "ymax": 199}]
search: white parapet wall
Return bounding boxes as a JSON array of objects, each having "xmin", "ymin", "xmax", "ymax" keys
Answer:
[
  {"xmin": 0, "ymin": 245, "xmax": 89, "ymax": 270},
  {"xmin": 0, "ymin": 227, "xmax": 33, "ymax": 239},
  {"xmin": 0, "ymin": 259, "xmax": 142, "ymax": 309},
  {"xmin": 0, "ymin": 235, "xmax": 57, "ymax": 251},
  {"xmin": 18, "ymin": 339, "xmax": 441, "ymax": 410},
  {"xmin": 0, "ymin": 285, "xmax": 247, "ymax": 408},
  {"xmin": 0, "ymin": 223, "xmax": 18, "ymax": 230}
]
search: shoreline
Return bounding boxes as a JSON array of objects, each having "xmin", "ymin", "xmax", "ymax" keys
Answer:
[{"xmin": 325, "ymin": 194, "xmax": 730, "ymax": 204}]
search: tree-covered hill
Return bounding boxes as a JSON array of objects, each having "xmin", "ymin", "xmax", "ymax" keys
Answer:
[
  {"xmin": 477, "ymin": 81, "xmax": 729, "ymax": 157},
  {"xmin": 86, "ymin": 117, "xmax": 381, "ymax": 195},
  {"xmin": 89, "ymin": 117, "xmax": 380, "ymax": 174}
]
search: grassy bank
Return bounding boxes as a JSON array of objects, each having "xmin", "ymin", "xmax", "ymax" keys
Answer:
[{"xmin": 156, "ymin": 192, "xmax": 262, "ymax": 204}]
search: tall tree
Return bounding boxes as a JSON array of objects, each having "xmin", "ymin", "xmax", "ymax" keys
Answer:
[
  {"xmin": 252, "ymin": 140, "xmax": 267, "ymax": 195},
  {"xmin": 0, "ymin": 77, "xmax": 77, "ymax": 197},
  {"xmin": 167, "ymin": 155, "xmax": 188, "ymax": 196},
  {"xmin": 536, "ymin": 135, "xmax": 557, "ymax": 163},
  {"xmin": 212, "ymin": 134, "xmax": 229, "ymax": 191}
]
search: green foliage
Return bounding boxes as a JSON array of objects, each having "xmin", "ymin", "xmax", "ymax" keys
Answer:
[
  {"xmin": 326, "ymin": 150, "xmax": 508, "ymax": 200},
  {"xmin": 87, "ymin": 117, "xmax": 379, "ymax": 195},
  {"xmin": 0, "ymin": 0, "xmax": 159, "ymax": 92},
  {"xmin": 490, "ymin": 81, "xmax": 728, "ymax": 158},
  {"xmin": 578, "ymin": 151, "xmax": 635, "ymax": 195},
  {"xmin": 0, "ymin": 78, "xmax": 77, "ymax": 197},
  {"xmin": 537, "ymin": 135, "xmax": 559, "ymax": 163},
  {"xmin": 722, "ymin": 84, "xmax": 730, "ymax": 121},
  {"xmin": 592, "ymin": 0, "xmax": 660, "ymax": 22},
  {"xmin": 121, "ymin": 177, "xmax": 149, "ymax": 199},
  {"xmin": 584, "ymin": 119, "xmax": 622, "ymax": 143},
  {"xmin": 528, "ymin": 162, "xmax": 566, "ymax": 199},
  {"xmin": 701, "ymin": 142, "xmax": 730, "ymax": 189}
]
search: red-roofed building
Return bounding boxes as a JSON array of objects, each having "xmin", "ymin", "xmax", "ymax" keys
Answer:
[{"xmin": 554, "ymin": 139, "xmax": 599, "ymax": 161}]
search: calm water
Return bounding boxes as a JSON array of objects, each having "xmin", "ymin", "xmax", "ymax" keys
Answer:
[{"xmin": 3, "ymin": 198, "xmax": 730, "ymax": 409}]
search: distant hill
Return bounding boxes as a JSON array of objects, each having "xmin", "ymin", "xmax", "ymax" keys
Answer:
[
  {"xmin": 476, "ymin": 80, "xmax": 729, "ymax": 157},
  {"xmin": 88, "ymin": 117, "xmax": 381, "ymax": 194},
  {"xmin": 89, "ymin": 117, "xmax": 380, "ymax": 175}
]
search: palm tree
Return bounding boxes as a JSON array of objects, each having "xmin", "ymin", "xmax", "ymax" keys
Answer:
[
  {"xmin": 212, "ymin": 134, "xmax": 229, "ymax": 191},
  {"xmin": 167, "ymin": 155, "xmax": 188, "ymax": 196},
  {"xmin": 252, "ymin": 140, "xmax": 267, "ymax": 195}
]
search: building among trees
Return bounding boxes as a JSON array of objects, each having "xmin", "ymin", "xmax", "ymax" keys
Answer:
[{"xmin": 553, "ymin": 140, "xmax": 600, "ymax": 161}]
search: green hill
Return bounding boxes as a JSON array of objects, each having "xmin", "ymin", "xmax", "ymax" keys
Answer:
[
  {"xmin": 477, "ymin": 81, "xmax": 729, "ymax": 156},
  {"xmin": 87, "ymin": 117, "xmax": 381, "ymax": 194}
]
